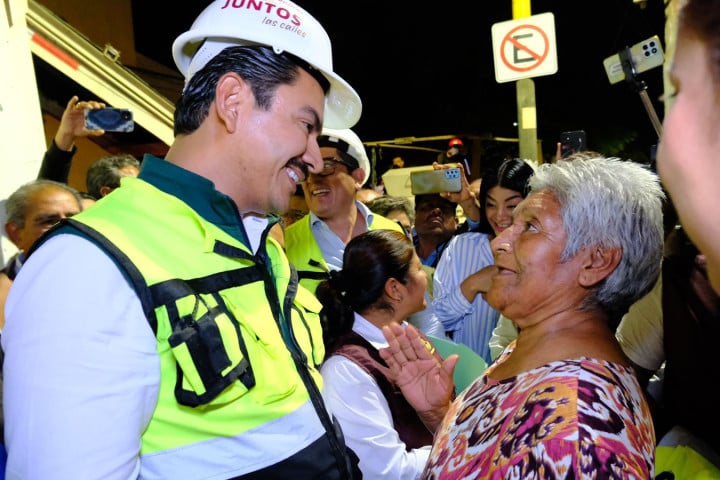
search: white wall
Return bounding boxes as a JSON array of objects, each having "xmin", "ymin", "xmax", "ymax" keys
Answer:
[{"xmin": 0, "ymin": 0, "xmax": 46, "ymax": 265}]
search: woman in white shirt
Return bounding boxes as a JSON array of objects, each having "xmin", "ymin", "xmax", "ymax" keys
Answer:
[{"xmin": 316, "ymin": 229, "xmax": 447, "ymax": 479}]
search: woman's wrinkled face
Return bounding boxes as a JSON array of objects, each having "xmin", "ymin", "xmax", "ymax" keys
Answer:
[{"xmin": 485, "ymin": 190, "xmax": 584, "ymax": 324}]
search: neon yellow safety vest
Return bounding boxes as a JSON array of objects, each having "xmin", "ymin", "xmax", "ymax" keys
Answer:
[
  {"xmin": 284, "ymin": 212, "xmax": 403, "ymax": 293},
  {"xmin": 59, "ymin": 177, "xmax": 349, "ymax": 478}
]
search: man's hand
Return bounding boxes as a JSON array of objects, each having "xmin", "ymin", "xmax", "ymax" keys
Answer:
[{"xmin": 54, "ymin": 96, "xmax": 107, "ymax": 151}]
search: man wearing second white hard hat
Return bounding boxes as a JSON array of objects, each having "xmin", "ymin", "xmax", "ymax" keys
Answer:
[
  {"xmin": 284, "ymin": 127, "xmax": 404, "ymax": 294},
  {"xmin": 2, "ymin": 1, "xmax": 363, "ymax": 478}
]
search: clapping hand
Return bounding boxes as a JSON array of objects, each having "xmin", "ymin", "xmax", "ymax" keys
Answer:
[{"xmin": 379, "ymin": 322, "xmax": 457, "ymax": 433}]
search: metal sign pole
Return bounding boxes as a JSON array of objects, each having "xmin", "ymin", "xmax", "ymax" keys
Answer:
[{"xmin": 619, "ymin": 46, "xmax": 663, "ymax": 138}]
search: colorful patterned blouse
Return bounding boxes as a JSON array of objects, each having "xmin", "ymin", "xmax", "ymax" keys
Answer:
[{"xmin": 422, "ymin": 344, "xmax": 655, "ymax": 479}]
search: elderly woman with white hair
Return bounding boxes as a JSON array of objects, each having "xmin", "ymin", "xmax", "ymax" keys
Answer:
[{"xmin": 380, "ymin": 155, "xmax": 663, "ymax": 478}]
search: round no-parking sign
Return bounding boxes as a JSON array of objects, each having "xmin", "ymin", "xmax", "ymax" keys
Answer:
[{"xmin": 491, "ymin": 12, "xmax": 558, "ymax": 83}]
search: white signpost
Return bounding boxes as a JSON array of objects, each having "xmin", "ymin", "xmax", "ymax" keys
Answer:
[{"xmin": 492, "ymin": 12, "xmax": 558, "ymax": 83}]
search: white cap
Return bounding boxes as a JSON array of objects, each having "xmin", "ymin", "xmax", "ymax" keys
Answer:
[
  {"xmin": 172, "ymin": 0, "xmax": 361, "ymax": 129},
  {"xmin": 319, "ymin": 127, "xmax": 371, "ymax": 186}
]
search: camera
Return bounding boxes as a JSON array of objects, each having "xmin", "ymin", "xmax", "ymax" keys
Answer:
[{"xmin": 84, "ymin": 108, "xmax": 135, "ymax": 132}]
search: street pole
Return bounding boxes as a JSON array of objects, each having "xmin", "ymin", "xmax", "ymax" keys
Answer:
[{"xmin": 513, "ymin": 0, "xmax": 539, "ymax": 163}]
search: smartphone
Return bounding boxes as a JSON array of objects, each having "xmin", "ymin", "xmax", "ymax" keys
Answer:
[
  {"xmin": 410, "ymin": 168, "xmax": 462, "ymax": 195},
  {"xmin": 559, "ymin": 130, "xmax": 587, "ymax": 159},
  {"xmin": 84, "ymin": 108, "xmax": 134, "ymax": 132},
  {"xmin": 603, "ymin": 35, "xmax": 665, "ymax": 84}
]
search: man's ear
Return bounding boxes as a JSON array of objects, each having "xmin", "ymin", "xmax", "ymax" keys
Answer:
[
  {"xmin": 352, "ymin": 168, "xmax": 366, "ymax": 189},
  {"xmin": 578, "ymin": 245, "xmax": 622, "ymax": 288},
  {"xmin": 214, "ymin": 73, "xmax": 248, "ymax": 134},
  {"xmin": 5, "ymin": 222, "xmax": 22, "ymax": 249},
  {"xmin": 99, "ymin": 186, "xmax": 114, "ymax": 197}
]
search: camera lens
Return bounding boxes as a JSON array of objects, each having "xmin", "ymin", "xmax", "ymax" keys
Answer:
[{"xmin": 121, "ymin": 111, "xmax": 131, "ymax": 120}]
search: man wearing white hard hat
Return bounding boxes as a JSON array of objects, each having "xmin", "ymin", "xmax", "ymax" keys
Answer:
[
  {"xmin": 284, "ymin": 127, "xmax": 404, "ymax": 294},
  {"xmin": 2, "ymin": 1, "xmax": 363, "ymax": 478}
]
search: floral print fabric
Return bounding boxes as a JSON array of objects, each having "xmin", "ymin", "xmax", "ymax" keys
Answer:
[{"xmin": 422, "ymin": 345, "xmax": 655, "ymax": 479}]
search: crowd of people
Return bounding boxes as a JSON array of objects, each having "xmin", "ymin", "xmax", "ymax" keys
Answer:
[{"xmin": 1, "ymin": 0, "xmax": 719, "ymax": 478}]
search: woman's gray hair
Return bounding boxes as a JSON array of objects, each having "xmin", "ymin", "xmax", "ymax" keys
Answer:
[{"xmin": 530, "ymin": 156, "xmax": 665, "ymax": 320}]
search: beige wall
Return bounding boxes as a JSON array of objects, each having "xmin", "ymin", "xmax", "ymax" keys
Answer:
[{"xmin": 36, "ymin": 0, "xmax": 137, "ymax": 66}]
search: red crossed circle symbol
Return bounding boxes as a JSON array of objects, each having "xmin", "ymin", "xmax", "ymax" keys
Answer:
[{"xmin": 500, "ymin": 24, "xmax": 549, "ymax": 73}]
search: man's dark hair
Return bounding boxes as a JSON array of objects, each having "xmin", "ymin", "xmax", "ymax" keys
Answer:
[
  {"xmin": 174, "ymin": 46, "xmax": 330, "ymax": 136},
  {"xmin": 85, "ymin": 154, "xmax": 140, "ymax": 199}
]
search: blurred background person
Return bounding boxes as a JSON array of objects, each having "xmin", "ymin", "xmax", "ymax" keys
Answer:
[
  {"xmin": 85, "ymin": 154, "xmax": 141, "ymax": 200},
  {"xmin": 656, "ymin": 0, "xmax": 720, "ymax": 293},
  {"xmin": 355, "ymin": 187, "xmax": 383, "ymax": 204},
  {"xmin": 37, "ymin": 95, "xmax": 106, "ymax": 184},
  {"xmin": 616, "ymin": 223, "xmax": 720, "ymax": 476},
  {"xmin": 365, "ymin": 195, "xmax": 414, "ymax": 240},
  {"xmin": 437, "ymin": 137, "xmax": 470, "ymax": 176},
  {"xmin": 1, "ymin": 180, "xmax": 83, "ymax": 329}
]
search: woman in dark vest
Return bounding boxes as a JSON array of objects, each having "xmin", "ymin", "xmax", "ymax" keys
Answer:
[{"xmin": 317, "ymin": 229, "xmax": 451, "ymax": 479}]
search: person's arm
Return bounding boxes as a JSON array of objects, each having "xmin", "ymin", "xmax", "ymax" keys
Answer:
[
  {"xmin": 37, "ymin": 96, "xmax": 106, "ymax": 182},
  {"xmin": 2, "ymin": 235, "xmax": 159, "ymax": 478},
  {"xmin": 0, "ymin": 272, "xmax": 11, "ymax": 331},
  {"xmin": 432, "ymin": 234, "xmax": 494, "ymax": 326},
  {"xmin": 38, "ymin": 140, "xmax": 77, "ymax": 183},
  {"xmin": 615, "ymin": 274, "xmax": 664, "ymax": 388},
  {"xmin": 321, "ymin": 356, "xmax": 431, "ymax": 479},
  {"xmin": 379, "ymin": 323, "xmax": 456, "ymax": 433}
]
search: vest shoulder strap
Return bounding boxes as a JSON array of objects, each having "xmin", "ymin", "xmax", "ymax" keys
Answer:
[{"xmin": 53, "ymin": 218, "xmax": 159, "ymax": 331}]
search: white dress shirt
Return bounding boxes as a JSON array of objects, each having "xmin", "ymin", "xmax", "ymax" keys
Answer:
[
  {"xmin": 321, "ymin": 315, "xmax": 431, "ymax": 480},
  {"xmin": 3, "ymin": 234, "xmax": 158, "ymax": 479}
]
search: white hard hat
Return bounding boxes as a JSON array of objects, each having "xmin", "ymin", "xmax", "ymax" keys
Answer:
[
  {"xmin": 319, "ymin": 127, "xmax": 371, "ymax": 186},
  {"xmin": 172, "ymin": 0, "xmax": 361, "ymax": 129}
]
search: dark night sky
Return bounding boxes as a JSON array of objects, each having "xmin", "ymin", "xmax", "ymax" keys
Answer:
[{"xmin": 132, "ymin": 1, "xmax": 668, "ymax": 164}]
